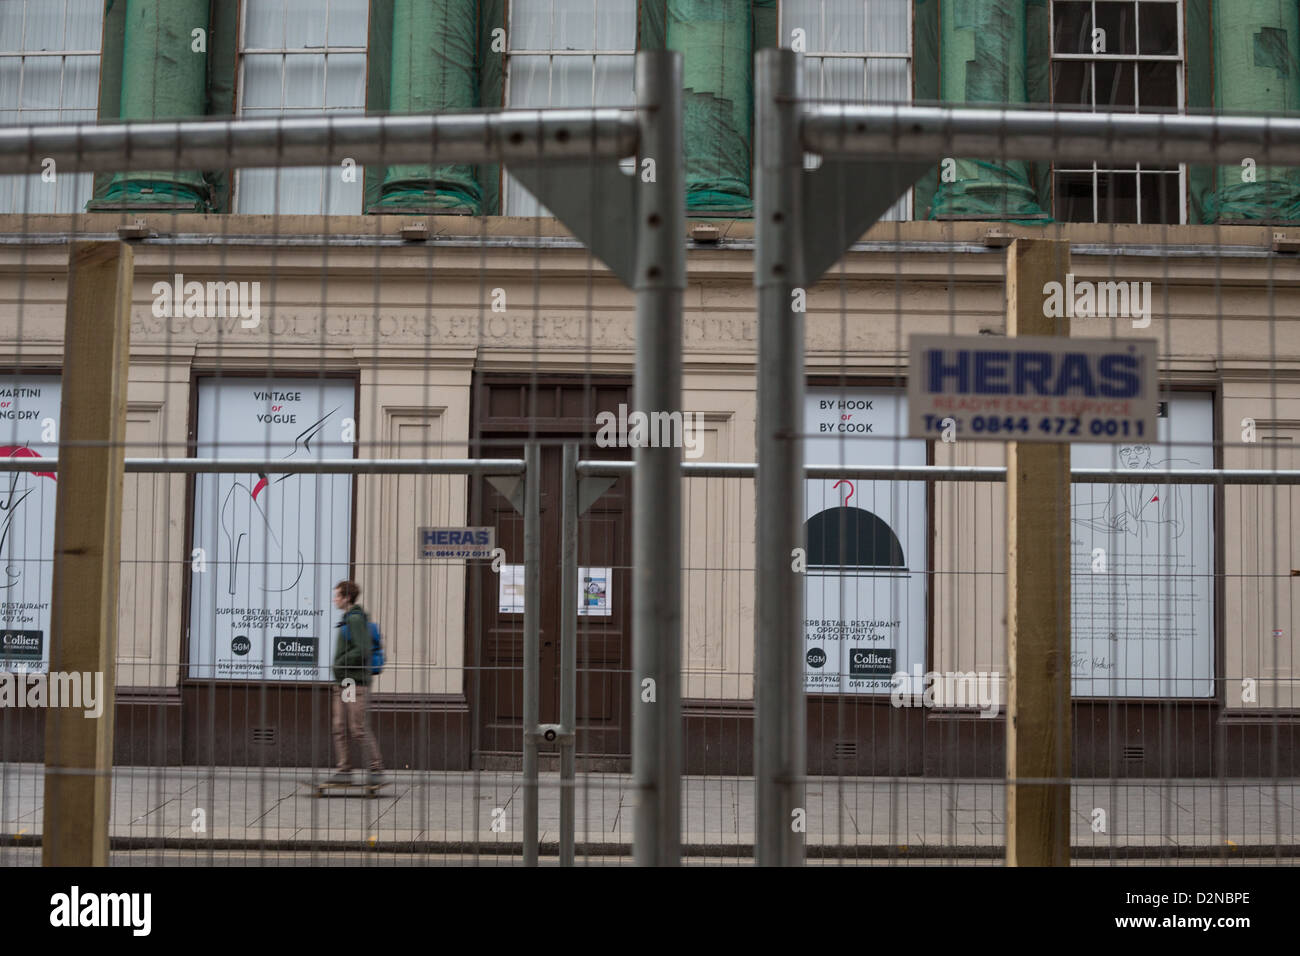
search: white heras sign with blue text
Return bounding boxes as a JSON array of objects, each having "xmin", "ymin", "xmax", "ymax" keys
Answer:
[{"xmin": 907, "ymin": 335, "xmax": 1158, "ymax": 443}]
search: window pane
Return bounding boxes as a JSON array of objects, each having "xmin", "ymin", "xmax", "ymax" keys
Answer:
[
  {"xmin": 1054, "ymin": 170, "xmax": 1095, "ymax": 221},
  {"xmin": 508, "ymin": 54, "xmax": 553, "ymax": 106},
  {"xmin": 284, "ymin": 0, "xmax": 327, "ymax": 48},
  {"xmin": 1052, "ymin": 59, "xmax": 1091, "ymax": 108},
  {"xmin": 783, "ymin": 0, "xmax": 819, "ymax": 48},
  {"xmin": 0, "ymin": 58, "xmax": 19, "ymax": 108},
  {"xmin": 1138, "ymin": 2, "xmax": 1179, "ymax": 55},
  {"xmin": 65, "ymin": 0, "xmax": 103, "ymax": 50},
  {"xmin": 595, "ymin": 0, "xmax": 635, "ymax": 49},
  {"xmin": 0, "ymin": 3, "xmax": 25, "ymax": 48},
  {"xmin": 1094, "ymin": 1, "xmax": 1137, "ymax": 55},
  {"xmin": 1094, "ymin": 60, "xmax": 1135, "ymax": 110},
  {"xmin": 866, "ymin": 0, "xmax": 909, "ymax": 55},
  {"xmin": 510, "ymin": 0, "xmax": 552, "ymax": 51},
  {"xmin": 552, "ymin": 0, "xmax": 595, "ymax": 50},
  {"xmin": 824, "ymin": 0, "xmax": 866, "ymax": 53},
  {"xmin": 551, "ymin": 54, "xmax": 594, "ymax": 106},
  {"xmin": 242, "ymin": 54, "xmax": 285, "ymax": 108},
  {"xmin": 244, "ymin": 0, "xmax": 286, "ymax": 49},
  {"xmin": 23, "ymin": 0, "xmax": 64, "ymax": 52},
  {"xmin": 64, "ymin": 55, "xmax": 99, "ymax": 108},
  {"xmin": 865, "ymin": 57, "xmax": 909, "ymax": 103},
  {"xmin": 593, "ymin": 55, "xmax": 633, "ymax": 106},
  {"xmin": 324, "ymin": 52, "xmax": 365, "ymax": 109},
  {"xmin": 19, "ymin": 57, "xmax": 61, "ymax": 108},
  {"xmin": 282, "ymin": 54, "xmax": 326, "ymax": 108},
  {"xmin": 823, "ymin": 57, "xmax": 865, "ymax": 101},
  {"xmin": 1137, "ymin": 60, "xmax": 1178, "ymax": 110},
  {"xmin": 1139, "ymin": 171, "xmax": 1179, "ymax": 224},
  {"xmin": 1053, "ymin": 1, "xmax": 1091, "ymax": 54},
  {"xmin": 1097, "ymin": 169, "xmax": 1138, "ymax": 222},
  {"xmin": 327, "ymin": 0, "xmax": 369, "ymax": 47}
]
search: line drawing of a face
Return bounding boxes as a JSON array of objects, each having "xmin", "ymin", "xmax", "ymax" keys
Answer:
[
  {"xmin": 218, "ymin": 408, "xmax": 337, "ymax": 596},
  {"xmin": 1118, "ymin": 444, "xmax": 1152, "ymax": 469}
]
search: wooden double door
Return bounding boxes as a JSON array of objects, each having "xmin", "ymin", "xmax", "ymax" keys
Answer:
[{"xmin": 469, "ymin": 377, "xmax": 633, "ymax": 768}]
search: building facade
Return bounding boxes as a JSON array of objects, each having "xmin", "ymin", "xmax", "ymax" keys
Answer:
[{"xmin": 1, "ymin": 0, "xmax": 1298, "ymax": 775}]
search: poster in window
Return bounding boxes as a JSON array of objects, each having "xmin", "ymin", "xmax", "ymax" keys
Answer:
[
  {"xmin": 1070, "ymin": 393, "xmax": 1215, "ymax": 697},
  {"xmin": 803, "ymin": 388, "xmax": 927, "ymax": 694},
  {"xmin": 189, "ymin": 379, "xmax": 354, "ymax": 680},
  {"xmin": 0, "ymin": 377, "xmax": 60, "ymax": 674}
]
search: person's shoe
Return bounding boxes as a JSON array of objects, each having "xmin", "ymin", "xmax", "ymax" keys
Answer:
[
  {"xmin": 328, "ymin": 771, "xmax": 353, "ymax": 784},
  {"xmin": 366, "ymin": 770, "xmax": 386, "ymax": 785}
]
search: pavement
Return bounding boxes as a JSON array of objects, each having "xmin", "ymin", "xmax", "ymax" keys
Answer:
[{"xmin": 2, "ymin": 763, "xmax": 1297, "ymax": 863}]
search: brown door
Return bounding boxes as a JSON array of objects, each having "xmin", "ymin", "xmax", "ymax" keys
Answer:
[{"xmin": 469, "ymin": 378, "xmax": 633, "ymax": 768}]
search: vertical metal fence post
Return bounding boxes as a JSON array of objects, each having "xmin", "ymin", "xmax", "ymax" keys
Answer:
[
  {"xmin": 753, "ymin": 49, "xmax": 807, "ymax": 867},
  {"xmin": 560, "ymin": 442, "xmax": 578, "ymax": 866},
  {"xmin": 523, "ymin": 441, "xmax": 541, "ymax": 866},
  {"xmin": 633, "ymin": 50, "xmax": 685, "ymax": 867}
]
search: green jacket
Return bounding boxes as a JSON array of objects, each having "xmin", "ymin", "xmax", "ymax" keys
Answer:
[{"xmin": 332, "ymin": 605, "xmax": 373, "ymax": 686}]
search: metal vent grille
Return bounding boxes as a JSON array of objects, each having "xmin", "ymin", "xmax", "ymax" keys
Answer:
[
  {"xmin": 1122, "ymin": 746, "xmax": 1146, "ymax": 761},
  {"xmin": 251, "ymin": 727, "xmax": 276, "ymax": 745},
  {"xmin": 832, "ymin": 740, "xmax": 858, "ymax": 759}
]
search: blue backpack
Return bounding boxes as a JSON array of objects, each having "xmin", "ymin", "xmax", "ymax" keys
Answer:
[{"xmin": 367, "ymin": 620, "xmax": 385, "ymax": 675}]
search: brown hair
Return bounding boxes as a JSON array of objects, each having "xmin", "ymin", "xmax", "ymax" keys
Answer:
[{"xmin": 335, "ymin": 580, "xmax": 360, "ymax": 603}]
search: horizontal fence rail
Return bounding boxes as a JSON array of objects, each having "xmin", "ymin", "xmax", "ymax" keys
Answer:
[
  {"xmin": 802, "ymin": 104, "xmax": 1300, "ymax": 167},
  {"xmin": 0, "ymin": 109, "xmax": 641, "ymax": 177}
]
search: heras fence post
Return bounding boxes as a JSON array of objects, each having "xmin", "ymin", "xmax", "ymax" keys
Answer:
[
  {"xmin": 42, "ymin": 241, "xmax": 133, "ymax": 866},
  {"xmin": 753, "ymin": 48, "xmax": 807, "ymax": 868},
  {"xmin": 632, "ymin": 50, "xmax": 686, "ymax": 868},
  {"xmin": 523, "ymin": 441, "xmax": 541, "ymax": 866},
  {"xmin": 1004, "ymin": 238, "xmax": 1072, "ymax": 867}
]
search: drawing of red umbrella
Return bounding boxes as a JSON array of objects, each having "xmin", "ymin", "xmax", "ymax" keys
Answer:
[{"xmin": 0, "ymin": 445, "xmax": 55, "ymax": 481}]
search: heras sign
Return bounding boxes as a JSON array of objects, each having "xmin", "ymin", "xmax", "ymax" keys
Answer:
[{"xmin": 906, "ymin": 334, "xmax": 1157, "ymax": 443}]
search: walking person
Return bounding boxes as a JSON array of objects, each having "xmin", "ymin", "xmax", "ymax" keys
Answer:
[{"xmin": 330, "ymin": 580, "xmax": 385, "ymax": 784}]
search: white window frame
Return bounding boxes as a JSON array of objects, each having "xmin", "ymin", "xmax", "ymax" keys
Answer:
[
  {"xmin": 0, "ymin": 0, "xmax": 103, "ymax": 214},
  {"xmin": 502, "ymin": 0, "xmax": 638, "ymax": 216},
  {"xmin": 1050, "ymin": 0, "xmax": 1187, "ymax": 224},
  {"xmin": 235, "ymin": 0, "xmax": 369, "ymax": 214},
  {"xmin": 778, "ymin": 0, "xmax": 914, "ymax": 220}
]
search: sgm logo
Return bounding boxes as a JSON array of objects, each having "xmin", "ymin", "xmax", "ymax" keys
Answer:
[
  {"xmin": 806, "ymin": 647, "xmax": 826, "ymax": 668},
  {"xmin": 152, "ymin": 272, "xmax": 260, "ymax": 328},
  {"xmin": 231, "ymin": 635, "xmax": 251, "ymax": 656},
  {"xmin": 848, "ymin": 648, "xmax": 895, "ymax": 678},
  {"xmin": 50, "ymin": 886, "xmax": 151, "ymax": 936},
  {"xmin": 272, "ymin": 636, "xmax": 317, "ymax": 665}
]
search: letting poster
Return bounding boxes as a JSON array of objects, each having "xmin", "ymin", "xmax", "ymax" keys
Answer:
[
  {"xmin": 1070, "ymin": 393, "xmax": 1215, "ymax": 697},
  {"xmin": 189, "ymin": 379, "xmax": 355, "ymax": 680},
  {"xmin": 0, "ymin": 377, "xmax": 60, "ymax": 674},
  {"xmin": 803, "ymin": 388, "xmax": 927, "ymax": 694}
]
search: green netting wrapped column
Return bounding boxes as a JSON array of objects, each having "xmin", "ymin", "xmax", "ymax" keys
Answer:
[
  {"xmin": 1207, "ymin": 1, "xmax": 1300, "ymax": 221},
  {"xmin": 373, "ymin": 0, "xmax": 480, "ymax": 213},
  {"xmin": 931, "ymin": 0, "xmax": 1046, "ymax": 220},
  {"xmin": 100, "ymin": 0, "xmax": 211, "ymax": 210},
  {"xmin": 668, "ymin": 0, "xmax": 752, "ymax": 213}
]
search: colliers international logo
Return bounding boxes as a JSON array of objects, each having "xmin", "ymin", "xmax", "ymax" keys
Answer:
[{"xmin": 152, "ymin": 272, "xmax": 261, "ymax": 328}]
